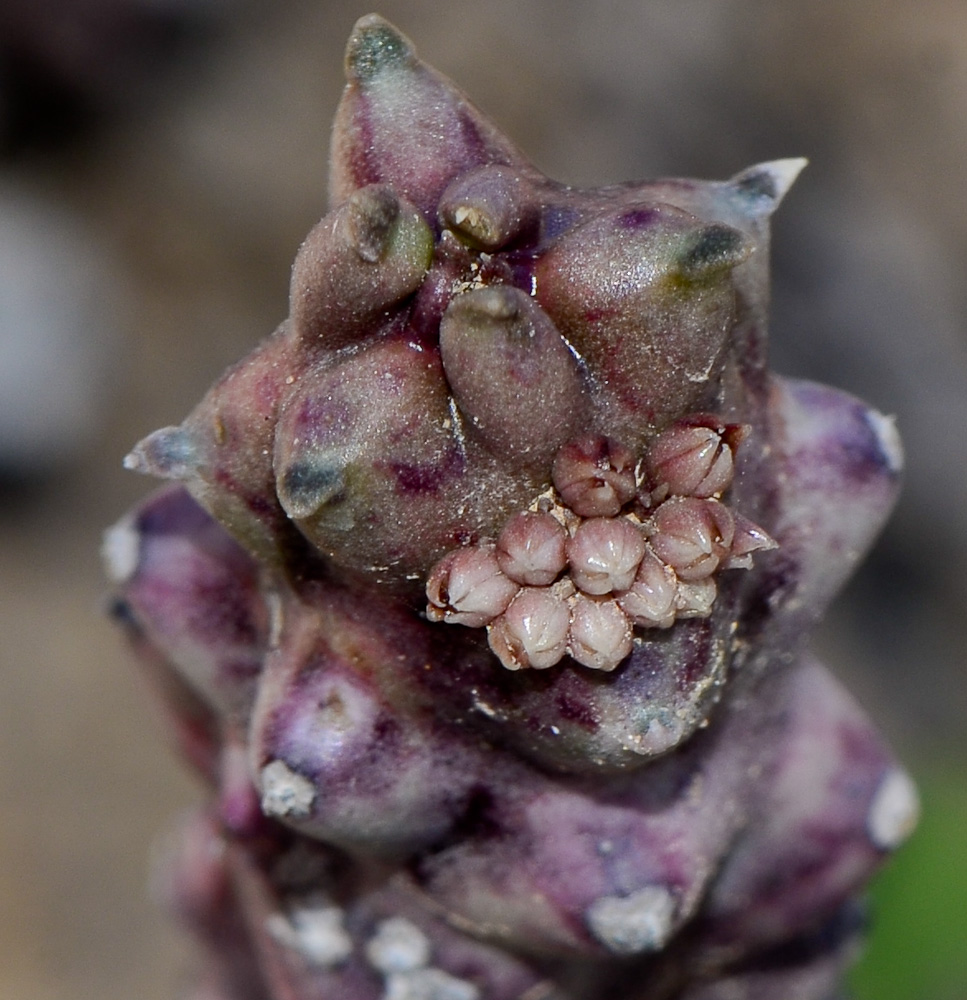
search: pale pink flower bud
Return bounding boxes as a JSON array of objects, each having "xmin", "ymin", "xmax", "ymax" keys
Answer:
[
  {"xmin": 724, "ymin": 512, "xmax": 778, "ymax": 569},
  {"xmin": 568, "ymin": 594, "xmax": 633, "ymax": 672},
  {"xmin": 647, "ymin": 497, "xmax": 734, "ymax": 581},
  {"xmin": 616, "ymin": 546, "xmax": 678, "ymax": 628},
  {"xmin": 567, "ymin": 517, "xmax": 646, "ymax": 595},
  {"xmin": 487, "ymin": 585, "xmax": 572, "ymax": 670},
  {"xmin": 425, "ymin": 544, "xmax": 520, "ymax": 627},
  {"xmin": 495, "ymin": 511, "xmax": 567, "ymax": 586},
  {"xmin": 551, "ymin": 435, "xmax": 637, "ymax": 517},
  {"xmin": 675, "ymin": 577, "xmax": 717, "ymax": 618},
  {"xmin": 645, "ymin": 421, "xmax": 737, "ymax": 498}
]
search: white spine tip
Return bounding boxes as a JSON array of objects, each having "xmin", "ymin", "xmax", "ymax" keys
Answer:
[
  {"xmin": 759, "ymin": 156, "xmax": 809, "ymax": 197},
  {"xmin": 265, "ymin": 903, "xmax": 353, "ymax": 967},
  {"xmin": 365, "ymin": 917, "xmax": 431, "ymax": 974},
  {"xmin": 731, "ymin": 158, "xmax": 808, "ymax": 212},
  {"xmin": 101, "ymin": 515, "xmax": 141, "ymax": 584},
  {"xmin": 864, "ymin": 409, "xmax": 904, "ymax": 475},
  {"xmin": 124, "ymin": 426, "xmax": 198, "ymax": 481},
  {"xmin": 868, "ymin": 768, "xmax": 919, "ymax": 850},
  {"xmin": 586, "ymin": 885, "xmax": 677, "ymax": 954},
  {"xmin": 260, "ymin": 760, "xmax": 316, "ymax": 819},
  {"xmin": 384, "ymin": 968, "xmax": 481, "ymax": 1000}
]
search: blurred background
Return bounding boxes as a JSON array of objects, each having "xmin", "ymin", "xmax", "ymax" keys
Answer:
[{"xmin": 0, "ymin": 1, "xmax": 964, "ymax": 997}]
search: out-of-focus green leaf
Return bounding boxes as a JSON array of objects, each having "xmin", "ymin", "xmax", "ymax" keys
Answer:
[{"xmin": 851, "ymin": 768, "xmax": 967, "ymax": 1000}]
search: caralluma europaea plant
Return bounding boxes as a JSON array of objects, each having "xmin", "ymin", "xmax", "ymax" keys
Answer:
[{"xmin": 104, "ymin": 15, "xmax": 918, "ymax": 1000}]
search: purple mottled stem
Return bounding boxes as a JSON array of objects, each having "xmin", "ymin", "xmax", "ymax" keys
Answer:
[{"xmin": 106, "ymin": 14, "xmax": 916, "ymax": 1000}]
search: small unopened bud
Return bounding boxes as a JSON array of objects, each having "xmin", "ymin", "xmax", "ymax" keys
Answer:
[
  {"xmin": 488, "ymin": 585, "xmax": 572, "ymax": 670},
  {"xmin": 440, "ymin": 287, "xmax": 590, "ymax": 469},
  {"xmin": 646, "ymin": 418, "xmax": 745, "ymax": 498},
  {"xmin": 616, "ymin": 547, "xmax": 678, "ymax": 627},
  {"xmin": 675, "ymin": 577, "xmax": 717, "ymax": 618},
  {"xmin": 647, "ymin": 497, "xmax": 734, "ymax": 581},
  {"xmin": 568, "ymin": 594, "xmax": 633, "ymax": 672},
  {"xmin": 495, "ymin": 511, "xmax": 567, "ymax": 586},
  {"xmin": 426, "ymin": 544, "xmax": 520, "ymax": 627},
  {"xmin": 724, "ymin": 513, "xmax": 778, "ymax": 569},
  {"xmin": 552, "ymin": 436, "xmax": 637, "ymax": 517},
  {"xmin": 438, "ymin": 165, "xmax": 535, "ymax": 252},
  {"xmin": 567, "ymin": 517, "xmax": 646, "ymax": 595}
]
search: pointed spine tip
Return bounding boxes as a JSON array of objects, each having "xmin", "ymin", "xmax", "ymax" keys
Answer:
[
  {"xmin": 730, "ymin": 158, "xmax": 808, "ymax": 214},
  {"xmin": 864, "ymin": 408, "xmax": 904, "ymax": 476},
  {"xmin": 345, "ymin": 15, "xmax": 416, "ymax": 82},
  {"xmin": 124, "ymin": 426, "xmax": 198, "ymax": 482},
  {"xmin": 101, "ymin": 514, "xmax": 141, "ymax": 584}
]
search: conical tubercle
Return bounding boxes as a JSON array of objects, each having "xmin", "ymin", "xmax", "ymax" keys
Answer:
[
  {"xmin": 728, "ymin": 158, "xmax": 808, "ymax": 217},
  {"xmin": 330, "ymin": 14, "xmax": 524, "ymax": 216},
  {"xmin": 124, "ymin": 426, "xmax": 200, "ymax": 482}
]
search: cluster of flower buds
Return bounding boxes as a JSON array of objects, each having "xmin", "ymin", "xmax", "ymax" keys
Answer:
[{"xmin": 426, "ymin": 416, "xmax": 777, "ymax": 671}]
